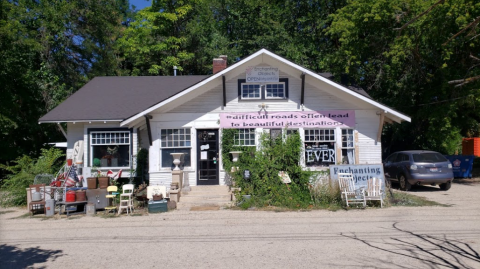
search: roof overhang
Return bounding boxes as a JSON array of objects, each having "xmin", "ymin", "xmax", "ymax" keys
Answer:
[
  {"xmin": 39, "ymin": 119, "xmax": 123, "ymax": 124},
  {"xmin": 120, "ymin": 49, "xmax": 410, "ymax": 126}
]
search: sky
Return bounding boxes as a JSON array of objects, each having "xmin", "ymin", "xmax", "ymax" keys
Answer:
[{"xmin": 129, "ymin": 0, "xmax": 151, "ymax": 10}]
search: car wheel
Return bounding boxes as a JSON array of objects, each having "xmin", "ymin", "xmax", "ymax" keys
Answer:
[
  {"xmin": 399, "ymin": 175, "xmax": 411, "ymax": 191},
  {"xmin": 439, "ymin": 181, "xmax": 451, "ymax": 191}
]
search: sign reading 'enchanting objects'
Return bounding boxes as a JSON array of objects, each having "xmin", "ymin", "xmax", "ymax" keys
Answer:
[
  {"xmin": 246, "ymin": 66, "xmax": 279, "ymax": 82},
  {"xmin": 220, "ymin": 111, "xmax": 355, "ymax": 129},
  {"xmin": 330, "ymin": 164, "xmax": 386, "ymax": 196}
]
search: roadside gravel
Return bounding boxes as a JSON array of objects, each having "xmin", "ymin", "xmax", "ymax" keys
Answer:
[{"xmin": 1, "ymin": 181, "xmax": 479, "ymax": 268}]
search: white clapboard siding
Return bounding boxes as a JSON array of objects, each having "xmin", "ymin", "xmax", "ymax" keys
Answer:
[
  {"xmin": 66, "ymin": 122, "xmax": 84, "ymax": 160},
  {"xmin": 355, "ymin": 110, "xmax": 382, "ymax": 164},
  {"xmin": 169, "ymin": 70, "xmax": 364, "ymax": 114}
]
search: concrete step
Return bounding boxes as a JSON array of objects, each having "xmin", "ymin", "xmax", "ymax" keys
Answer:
[{"xmin": 176, "ymin": 185, "xmax": 233, "ymax": 211}]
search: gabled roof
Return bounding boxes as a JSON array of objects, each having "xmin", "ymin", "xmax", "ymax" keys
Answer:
[
  {"xmin": 39, "ymin": 76, "xmax": 209, "ymax": 123},
  {"xmin": 121, "ymin": 49, "xmax": 410, "ymax": 126},
  {"xmin": 40, "ymin": 49, "xmax": 410, "ymax": 125}
]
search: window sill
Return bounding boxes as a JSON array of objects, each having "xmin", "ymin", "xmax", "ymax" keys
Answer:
[
  {"xmin": 238, "ymin": 99, "xmax": 288, "ymax": 102},
  {"xmin": 159, "ymin": 167, "xmax": 193, "ymax": 172}
]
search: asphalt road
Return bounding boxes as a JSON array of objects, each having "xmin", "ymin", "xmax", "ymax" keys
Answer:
[{"xmin": 1, "ymin": 182, "xmax": 479, "ymax": 269}]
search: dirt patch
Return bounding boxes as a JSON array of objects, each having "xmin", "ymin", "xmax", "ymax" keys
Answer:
[{"xmin": 189, "ymin": 206, "xmax": 220, "ymax": 211}]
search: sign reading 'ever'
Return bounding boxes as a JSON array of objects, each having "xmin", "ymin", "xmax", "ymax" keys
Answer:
[{"xmin": 219, "ymin": 111, "xmax": 355, "ymax": 129}]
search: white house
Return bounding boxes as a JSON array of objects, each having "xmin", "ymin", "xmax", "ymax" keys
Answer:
[{"xmin": 39, "ymin": 49, "xmax": 410, "ymax": 188}]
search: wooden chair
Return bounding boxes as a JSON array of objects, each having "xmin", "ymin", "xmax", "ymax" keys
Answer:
[
  {"xmin": 338, "ymin": 173, "xmax": 366, "ymax": 207},
  {"xmin": 118, "ymin": 184, "xmax": 134, "ymax": 215},
  {"xmin": 365, "ymin": 177, "xmax": 384, "ymax": 208},
  {"xmin": 29, "ymin": 184, "xmax": 47, "ymax": 216}
]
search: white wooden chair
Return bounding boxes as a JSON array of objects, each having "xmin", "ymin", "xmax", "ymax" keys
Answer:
[
  {"xmin": 338, "ymin": 173, "xmax": 366, "ymax": 207},
  {"xmin": 118, "ymin": 184, "xmax": 134, "ymax": 215},
  {"xmin": 365, "ymin": 177, "xmax": 384, "ymax": 208}
]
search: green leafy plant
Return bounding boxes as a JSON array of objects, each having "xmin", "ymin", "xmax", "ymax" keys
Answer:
[
  {"xmin": 0, "ymin": 148, "xmax": 64, "ymax": 206},
  {"xmin": 222, "ymin": 128, "xmax": 337, "ymax": 209}
]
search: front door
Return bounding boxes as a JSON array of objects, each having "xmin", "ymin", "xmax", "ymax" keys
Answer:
[{"xmin": 196, "ymin": 129, "xmax": 219, "ymax": 185}]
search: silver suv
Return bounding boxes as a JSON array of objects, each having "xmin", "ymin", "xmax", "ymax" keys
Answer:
[{"xmin": 383, "ymin": 150, "xmax": 453, "ymax": 191}]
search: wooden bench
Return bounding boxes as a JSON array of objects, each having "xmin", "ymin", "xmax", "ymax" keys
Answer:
[
  {"xmin": 338, "ymin": 173, "xmax": 366, "ymax": 207},
  {"xmin": 365, "ymin": 177, "xmax": 384, "ymax": 208}
]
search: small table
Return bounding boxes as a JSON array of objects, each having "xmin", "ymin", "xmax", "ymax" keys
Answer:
[{"xmin": 57, "ymin": 201, "xmax": 88, "ymax": 216}]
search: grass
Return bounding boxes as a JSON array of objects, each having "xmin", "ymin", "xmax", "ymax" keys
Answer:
[{"xmin": 388, "ymin": 191, "xmax": 449, "ymax": 207}]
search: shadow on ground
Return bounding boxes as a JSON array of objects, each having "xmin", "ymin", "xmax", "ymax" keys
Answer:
[
  {"xmin": 0, "ymin": 244, "xmax": 63, "ymax": 268},
  {"xmin": 341, "ymin": 223, "xmax": 480, "ymax": 268}
]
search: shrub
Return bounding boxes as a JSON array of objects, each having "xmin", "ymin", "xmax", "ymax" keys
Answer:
[
  {"xmin": 0, "ymin": 148, "xmax": 64, "ymax": 206},
  {"xmin": 222, "ymin": 128, "xmax": 340, "ymax": 209}
]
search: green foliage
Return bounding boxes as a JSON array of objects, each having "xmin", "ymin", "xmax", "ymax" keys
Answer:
[
  {"xmin": 116, "ymin": 0, "xmax": 196, "ymax": 75},
  {"xmin": 136, "ymin": 148, "xmax": 149, "ymax": 184},
  {"xmin": 0, "ymin": 0, "xmax": 129, "ymax": 166},
  {"xmin": 222, "ymin": 128, "xmax": 340, "ymax": 209},
  {"xmin": 327, "ymin": 0, "xmax": 480, "ymax": 155},
  {"xmin": 0, "ymin": 148, "xmax": 64, "ymax": 207},
  {"xmin": 309, "ymin": 171, "xmax": 342, "ymax": 209}
]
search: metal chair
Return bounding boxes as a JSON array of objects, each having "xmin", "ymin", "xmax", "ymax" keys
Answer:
[
  {"xmin": 105, "ymin": 186, "xmax": 118, "ymax": 215},
  {"xmin": 118, "ymin": 184, "xmax": 134, "ymax": 215},
  {"xmin": 29, "ymin": 184, "xmax": 47, "ymax": 216}
]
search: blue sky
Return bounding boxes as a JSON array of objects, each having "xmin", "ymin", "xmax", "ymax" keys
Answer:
[{"xmin": 129, "ymin": 0, "xmax": 151, "ymax": 10}]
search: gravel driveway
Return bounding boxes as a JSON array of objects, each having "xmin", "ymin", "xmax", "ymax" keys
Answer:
[{"xmin": 1, "ymin": 181, "xmax": 479, "ymax": 269}]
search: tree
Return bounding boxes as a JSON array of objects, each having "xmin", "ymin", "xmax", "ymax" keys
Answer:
[
  {"xmin": 116, "ymin": 0, "xmax": 196, "ymax": 75},
  {"xmin": 0, "ymin": 0, "xmax": 129, "ymax": 167},
  {"xmin": 326, "ymin": 0, "xmax": 480, "ymax": 155}
]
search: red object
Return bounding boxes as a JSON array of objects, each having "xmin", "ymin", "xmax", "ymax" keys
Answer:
[
  {"xmin": 67, "ymin": 159, "xmax": 73, "ymax": 166},
  {"xmin": 462, "ymin": 138, "xmax": 480, "ymax": 157},
  {"xmin": 55, "ymin": 181, "xmax": 62, "ymax": 187},
  {"xmin": 66, "ymin": 190, "xmax": 76, "ymax": 202}
]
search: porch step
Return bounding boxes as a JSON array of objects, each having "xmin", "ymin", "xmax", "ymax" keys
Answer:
[{"xmin": 176, "ymin": 185, "xmax": 233, "ymax": 211}]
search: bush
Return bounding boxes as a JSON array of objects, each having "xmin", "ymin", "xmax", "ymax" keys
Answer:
[
  {"xmin": 222, "ymin": 128, "xmax": 340, "ymax": 209},
  {"xmin": 0, "ymin": 148, "xmax": 64, "ymax": 206}
]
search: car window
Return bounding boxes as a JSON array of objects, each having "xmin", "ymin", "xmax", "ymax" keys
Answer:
[
  {"xmin": 385, "ymin": 153, "xmax": 397, "ymax": 163},
  {"xmin": 395, "ymin": 153, "xmax": 409, "ymax": 162},
  {"xmin": 412, "ymin": 153, "xmax": 447, "ymax": 163}
]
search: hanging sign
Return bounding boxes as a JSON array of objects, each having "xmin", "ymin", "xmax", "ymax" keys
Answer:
[
  {"xmin": 246, "ymin": 66, "xmax": 279, "ymax": 82},
  {"xmin": 220, "ymin": 110, "xmax": 355, "ymax": 129}
]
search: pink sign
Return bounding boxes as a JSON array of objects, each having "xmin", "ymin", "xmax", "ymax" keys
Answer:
[{"xmin": 220, "ymin": 111, "xmax": 355, "ymax": 129}]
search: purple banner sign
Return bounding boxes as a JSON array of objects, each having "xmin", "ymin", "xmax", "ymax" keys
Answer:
[{"xmin": 220, "ymin": 111, "xmax": 355, "ymax": 129}]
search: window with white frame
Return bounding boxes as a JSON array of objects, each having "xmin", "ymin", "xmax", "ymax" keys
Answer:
[
  {"xmin": 161, "ymin": 128, "xmax": 191, "ymax": 168},
  {"xmin": 265, "ymin": 83, "xmax": 286, "ymax": 99},
  {"xmin": 90, "ymin": 131, "xmax": 131, "ymax": 168},
  {"xmin": 341, "ymin": 129, "xmax": 355, "ymax": 164},
  {"xmin": 241, "ymin": 84, "xmax": 261, "ymax": 99},
  {"xmin": 238, "ymin": 78, "xmax": 288, "ymax": 100},
  {"xmin": 304, "ymin": 129, "xmax": 336, "ymax": 167},
  {"xmin": 234, "ymin": 128, "xmax": 256, "ymax": 146}
]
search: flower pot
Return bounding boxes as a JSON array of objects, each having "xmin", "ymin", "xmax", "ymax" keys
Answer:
[
  {"xmin": 98, "ymin": 177, "xmax": 109, "ymax": 189},
  {"xmin": 87, "ymin": 177, "xmax": 97, "ymax": 189}
]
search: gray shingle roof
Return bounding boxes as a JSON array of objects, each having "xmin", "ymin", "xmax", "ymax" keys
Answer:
[{"xmin": 39, "ymin": 76, "xmax": 209, "ymax": 122}]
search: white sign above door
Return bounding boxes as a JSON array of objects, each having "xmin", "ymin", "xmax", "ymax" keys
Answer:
[{"xmin": 246, "ymin": 66, "xmax": 279, "ymax": 82}]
